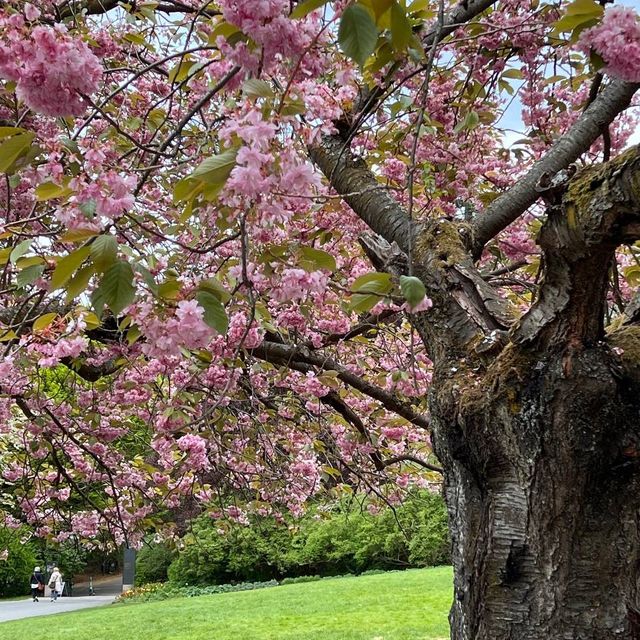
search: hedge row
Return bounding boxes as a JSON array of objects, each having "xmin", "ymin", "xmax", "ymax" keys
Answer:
[
  {"xmin": 120, "ymin": 571, "xmax": 414, "ymax": 605},
  {"xmin": 137, "ymin": 491, "xmax": 450, "ymax": 587},
  {"xmin": 117, "ymin": 579, "xmax": 279, "ymax": 604}
]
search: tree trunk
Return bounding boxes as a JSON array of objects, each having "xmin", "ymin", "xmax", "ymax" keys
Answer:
[
  {"xmin": 323, "ymin": 124, "xmax": 640, "ymax": 639},
  {"xmin": 431, "ymin": 344, "xmax": 640, "ymax": 639}
]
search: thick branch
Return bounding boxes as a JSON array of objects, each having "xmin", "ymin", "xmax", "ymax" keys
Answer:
[
  {"xmin": 472, "ymin": 79, "xmax": 639, "ymax": 258},
  {"xmin": 251, "ymin": 340, "xmax": 430, "ymax": 430},
  {"xmin": 310, "ymin": 0, "xmax": 501, "ymax": 251},
  {"xmin": 308, "ymin": 137, "xmax": 414, "ymax": 251},
  {"xmin": 360, "ymin": 230, "xmax": 513, "ymax": 362},
  {"xmin": 514, "ymin": 146, "xmax": 640, "ymax": 349}
]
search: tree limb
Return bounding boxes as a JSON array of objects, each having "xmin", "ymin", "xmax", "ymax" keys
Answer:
[
  {"xmin": 513, "ymin": 146, "xmax": 640, "ymax": 349},
  {"xmin": 308, "ymin": 136, "xmax": 414, "ymax": 251},
  {"xmin": 55, "ymin": 0, "xmax": 220, "ymax": 19},
  {"xmin": 251, "ymin": 339, "xmax": 431, "ymax": 430},
  {"xmin": 471, "ymin": 79, "xmax": 639, "ymax": 259}
]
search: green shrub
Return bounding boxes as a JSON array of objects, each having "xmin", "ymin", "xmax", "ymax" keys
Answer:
[
  {"xmin": 168, "ymin": 522, "xmax": 289, "ymax": 586},
  {"xmin": 280, "ymin": 575, "xmax": 321, "ymax": 585},
  {"xmin": 282, "ymin": 491, "xmax": 449, "ymax": 576},
  {"xmin": 136, "ymin": 543, "xmax": 176, "ymax": 586},
  {"xmin": 0, "ymin": 530, "xmax": 38, "ymax": 597},
  {"xmin": 117, "ymin": 579, "xmax": 279, "ymax": 604},
  {"xmin": 167, "ymin": 491, "xmax": 449, "ymax": 586}
]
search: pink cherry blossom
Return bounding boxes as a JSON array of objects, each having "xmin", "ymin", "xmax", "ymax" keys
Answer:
[
  {"xmin": 578, "ymin": 7, "xmax": 640, "ymax": 82},
  {"xmin": 0, "ymin": 23, "xmax": 103, "ymax": 116}
]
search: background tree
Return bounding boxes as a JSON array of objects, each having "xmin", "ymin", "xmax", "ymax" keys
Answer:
[{"xmin": 0, "ymin": 0, "xmax": 640, "ymax": 637}]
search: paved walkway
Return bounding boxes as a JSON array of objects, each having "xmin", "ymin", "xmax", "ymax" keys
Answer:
[
  {"xmin": 0, "ymin": 574, "xmax": 123, "ymax": 623},
  {"xmin": 0, "ymin": 594, "xmax": 116, "ymax": 623}
]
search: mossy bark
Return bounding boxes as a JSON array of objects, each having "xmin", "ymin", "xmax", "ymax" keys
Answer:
[
  {"xmin": 428, "ymin": 342, "xmax": 640, "ymax": 639},
  {"xmin": 314, "ymin": 127, "xmax": 640, "ymax": 639},
  {"xmin": 416, "ymin": 152, "xmax": 640, "ymax": 639}
]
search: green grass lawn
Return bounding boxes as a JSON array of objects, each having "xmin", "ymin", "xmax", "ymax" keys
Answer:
[{"xmin": 1, "ymin": 567, "xmax": 453, "ymax": 639}]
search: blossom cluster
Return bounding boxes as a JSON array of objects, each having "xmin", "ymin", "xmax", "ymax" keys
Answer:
[
  {"xmin": 135, "ymin": 300, "xmax": 214, "ymax": 360},
  {"xmin": 0, "ymin": 14, "xmax": 102, "ymax": 116},
  {"xmin": 578, "ymin": 7, "xmax": 640, "ymax": 83}
]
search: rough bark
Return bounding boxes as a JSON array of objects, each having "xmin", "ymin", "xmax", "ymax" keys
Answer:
[
  {"xmin": 308, "ymin": 19, "xmax": 640, "ymax": 629},
  {"xmin": 431, "ymin": 343, "xmax": 640, "ymax": 639},
  {"xmin": 424, "ymin": 149, "xmax": 640, "ymax": 639}
]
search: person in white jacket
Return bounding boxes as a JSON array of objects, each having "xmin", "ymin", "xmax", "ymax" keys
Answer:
[{"xmin": 48, "ymin": 567, "xmax": 63, "ymax": 601}]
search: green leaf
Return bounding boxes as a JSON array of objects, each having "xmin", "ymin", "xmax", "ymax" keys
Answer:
[
  {"xmin": 35, "ymin": 181, "xmax": 73, "ymax": 201},
  {"xmin": 624, "ymin": 265, "xmax": 640, "ymax": 287},
  {"xmin": 242, "ymin": 79, "xmax": 275, "ymax": 98},
  {"xmin": 209, "ymin": 20, "xmax": 241, "ymax": 41},
  {"xmin": 390, "ymin": 1, "xmax": 413, "ymax": 51},
  {"xmin": 348, "ymin": 293, "xmax": 381, "ymax": 314},
  {"xmin": 93, "ymin": 261, "xmax": 136, "ymax": 316},
  {"xmin": 9, "ymin": 239, "xmax": 32, "ymax": 264},
  {"xmin": 589, "ymin": 49, "xmax": 606, "ymax": 70},
  {"xmin": 399, "ymin": 275, "xmax": 426, "ymax": 307},
  {"xmin": 32, "ymin": 313, "xmax": 58, "ymax": 332},
  {"xmin": 79, "ymin": 199, "xmax": 97, "ymax": 218},
  {"xmin": 0, "ymin": 127, "xmax": 26, "ymax": 139},
  {"xmin": 291, "ymin": 0, "xmax": 329, "ymax": 18},
  {"xmin": 134, "ymin": 263, "xmax": 158, "ymax": 294},
  {"xmin": 157, "ymin": 279, "xmax": 181, "ymax": 300},
  {"xmin": 173, "ymin": 178, "xmax": 203, "ymax": 204},
  {"xmin": 552, "ymin": 0, "xmax": 602, "ymax": 36},
  {"xmin": 553, "ymin": 13, "xmax": 599, "ymax": 33},
  {"xmin": 454, "ymin": 111, "xmax": 480, "ymax": 134},
  {"xmin": 0, "ymin": 248, "xmax": 12, "ymax": 265},
  {"xmin": 168, "ymin": 58, "xmax": 194, "ymax": 84},
  {"xmin": 348, "ymin": 272, "xmax": 392, "ymax": 313},
  {"xmin": 565, "ymin": 0, "xmax": 603, "ymax": 16},
  {"xmin": 189, "ymin": 148, "xmax": 238, "ymax": 186},
  {"xmin": 0, "ymin": 329, "xmax": 17, "ymax": 342},
  {"xmin": 60, "ymin": 228, "xmax": 99, "ymax": 243},
  {"xmin": 16, "ymin": 264, "xmax": 44, "ymax": 288},
  {"xmin": 300, "ymin": 246, "xmax": 337, "ymax": 273},
  {"xmin": 127, "ymin": 325, "xmax": 142, "ymax": 345},
  {"xmin": 350, "ymin": 272, "xmax": 392, "ymax": 294},
  {"xmin": 501, "ymin": 68, "xmax": 524, "ymax": 80},
  {"xmin": 124, "ymin": 32, "xmax": 146, "ymax": 46},
  {"xmin": 66, "ymin": 264, "xmax": 95, "ymax": 302},
  {"xmin": 51, "ymin": 246, "xmax": 91, "ymax": 290},
  {"xmin": 91, "ymin": 235, "xmax": 118, "ymax": 271},
  {"xmin": 84, "ymin": 312, "xmax": 101, "ymax": 330},
  {"xmin": 197, "ymin": 278, "xmax": 231, "ymax": 303},
  {"xmin": 0, "ymin": 132, "xmax": 35, "ymax": 173},
  {"xmin": 338, "ymin": 4, "xmax": 378, "ymax": 67},
  {"xmin": 280, "ymin": 97, "xmax": 306, "ymax": 116},
  {"xmin": 368, "ymin": 0, "xmax": 394, "ymax": 21},
  {"xmin": 196, "ymin": 291, "xmax": 228, "ymax": 334},
  {"xmin": 15, "ymin": 256, "xmax": 44, "ymax": 269}
]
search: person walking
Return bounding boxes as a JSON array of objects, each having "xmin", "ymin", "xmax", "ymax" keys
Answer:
[
  {"xmin": 29, "ymin": 566, "xmax": 44, "ymax": 602},
  {"xmin": 48, "ymin": 567, "xmax": 62, "ymax": 602}
]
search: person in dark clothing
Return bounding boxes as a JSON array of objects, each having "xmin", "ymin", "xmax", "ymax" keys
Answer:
[{"xmin": 30, "ymin": 566, "xmax": 44, "ymax": 602}]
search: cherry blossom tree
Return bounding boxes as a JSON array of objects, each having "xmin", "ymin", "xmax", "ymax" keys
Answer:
[{"xmin": 1, "ymin": 0, "xmax": 640, "ymax": 637}]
